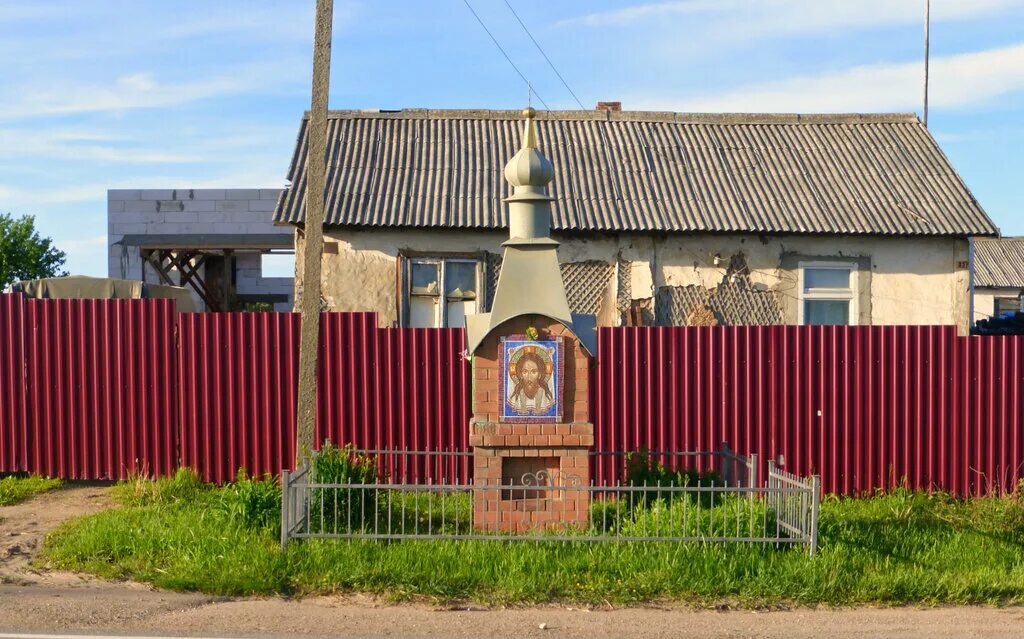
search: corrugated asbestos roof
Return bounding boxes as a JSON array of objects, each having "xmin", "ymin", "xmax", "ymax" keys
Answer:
[
  {"xmin": 974, "ymin": 237, "xmax": 1024, "ymax": 288},
  {"xmin": 273, "ymin": 109, "xmax": 998, "ymax": 237}
]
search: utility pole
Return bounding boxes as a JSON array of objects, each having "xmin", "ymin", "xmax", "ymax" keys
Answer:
[
  {"xmin": 923, "ymin": 0, "xmax": 930, "ymax": 128},
  {"xmin": 295, "ymin": 0, "xmax": 332, "ymax": 468}
]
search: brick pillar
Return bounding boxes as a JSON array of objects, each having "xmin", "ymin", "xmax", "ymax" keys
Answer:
[{"xmin": 469, "ymin": 316, "xmax": 594, "ymax": 533}]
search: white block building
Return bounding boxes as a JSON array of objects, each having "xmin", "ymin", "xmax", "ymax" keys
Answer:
[{"xmin": 108, "ymin": 188, "xmax": 294, "ymax": 312}]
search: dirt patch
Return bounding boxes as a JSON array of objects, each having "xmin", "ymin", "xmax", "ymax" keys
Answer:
[
  {"xmin": 0, "ymin": 588, "xmax": 1021, "ymax": 638},
  {"xmin": 0, "ymin": 484, "xmax": 116, "ymax": 586}
]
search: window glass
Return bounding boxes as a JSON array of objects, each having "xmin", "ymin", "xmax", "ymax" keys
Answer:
[
  {"xmin": 995, "ymin": 297, "xmax": 1021, "ymax": 316},
  {"xmin": 446, "ymin": 300, "xmax": 471, "ymax": 329},
  {"xmin": 409, "ymin": 296, "xmax": 440, "ymax": 328},
  {"xmin": 445, "ymin": 261, "xmax": 477, "ymax": 299},
  {"xmin": 804, "ymin": 268, "xmax": 850, "ymax": 290},
  {"xmin": 805, "ymin": 300, "xmax": 849, "ymax": 325},
  {"xmin": 411, "ymin": 262, "xmax": 439, "ymax": 295}
]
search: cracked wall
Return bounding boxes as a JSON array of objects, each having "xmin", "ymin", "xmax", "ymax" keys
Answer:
[{"xmin": 293, "ymin": 228, "xmax": 970, "ymax": 332}]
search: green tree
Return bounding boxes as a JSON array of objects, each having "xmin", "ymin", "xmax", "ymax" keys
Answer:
[{"xmin": 0, "ymin": 213, "xmax": 67, "ymax": 289}]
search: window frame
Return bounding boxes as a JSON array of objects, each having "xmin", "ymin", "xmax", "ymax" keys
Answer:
[
  {"xmin": 797, "ymin": 260, "xmax": 859, "ymax": 326},
  {"xmin": 401, "ymin": 254, "xmax": 484, "ymax": 328}
]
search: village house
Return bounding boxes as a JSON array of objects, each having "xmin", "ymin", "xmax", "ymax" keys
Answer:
[
  {"xmin": 972, "ymin": 236, "xmax": 1024, "ymax": 321},
  {"xmin": 272, "ymin": 107, "xmax": 998, "ymax": 333}
]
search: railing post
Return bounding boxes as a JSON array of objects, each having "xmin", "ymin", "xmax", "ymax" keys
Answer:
[
  {"xmin": 281, "ymin": 469, "xmax": 291, "ymax": 551},
  {"xmin": 720, "ymin": 441, "xmax": 732, "ymax": 486},
  {"xmin": 748, "ymin": 452, "xmax": 759, "ymax": 502},
  {"xmin": 809, "ymin": 474, "xmax": 820, "ymax": 556}
]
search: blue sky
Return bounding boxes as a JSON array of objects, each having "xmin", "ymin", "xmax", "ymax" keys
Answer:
[{"xmin": 1, "ymin": 0, "xmax": 1022, "ymax": 275}]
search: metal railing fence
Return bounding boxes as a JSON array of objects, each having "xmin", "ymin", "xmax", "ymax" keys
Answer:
[
  {"xmin": 767, "ymin": 460, "xmax": 821, "ymax": 554},
  {"xmin": 282, "ymin": 449, "xmax": 820, "ymax": 553}
]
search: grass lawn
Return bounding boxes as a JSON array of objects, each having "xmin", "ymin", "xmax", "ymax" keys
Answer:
[
  {"xmin": 0, "ymin": 475, "xmax": 63, "ymax": 506},
  {"xmin": 41, "ymin": 469, "xmax": 1024, "ymax": 606}
]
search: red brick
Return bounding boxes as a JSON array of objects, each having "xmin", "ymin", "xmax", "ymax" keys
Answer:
[
  {"xmin": 477, "ymin": 401, "xmax": 499, "ymax": 413},
  {"xmin": 474, "ymin": 366, "xmax": 490, "ymax": 380}
]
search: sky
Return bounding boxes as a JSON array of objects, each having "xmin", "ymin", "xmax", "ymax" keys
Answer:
[{"xmin": 1, "ymin": 0, "xmax": 1023, "ymax": 276}]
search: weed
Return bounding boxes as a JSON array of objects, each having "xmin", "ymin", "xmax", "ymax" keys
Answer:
[
  {"xmin": 112, "ymin": 468, "xmax": 205, "ymax": 508},
  {"xmin": 0, "ymin": 475, "xmax": 62, "ymax": 506},
  {"xmin": 217, "ymin": 469, "xmax": 281, "ymax": 532},
  {"xmin": 310, "ymin": 443, "xmax": 382, "ymax": 533}
]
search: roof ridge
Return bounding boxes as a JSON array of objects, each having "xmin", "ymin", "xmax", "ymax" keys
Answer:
[{"xmin": 306, "ymin": 109, "xmax": 921, "ymax": 125}]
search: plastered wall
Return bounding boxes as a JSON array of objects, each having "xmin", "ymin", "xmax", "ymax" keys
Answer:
[
  {"xmin": 974, "ymin": 287, "xmax": 1024, "ymax": 321},
  {"xmin": 296, "ymin": 228, "xmax": 971, "ymax": 332}
]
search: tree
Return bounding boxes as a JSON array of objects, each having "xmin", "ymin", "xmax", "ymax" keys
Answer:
[{"xmin": 0, "ymin": 213, "xmax": 67, "ymax": 289}]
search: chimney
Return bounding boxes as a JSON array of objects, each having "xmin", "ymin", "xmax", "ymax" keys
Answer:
[{"xmin": 596, "ymin": 101, "xmax": 622, "ymax": 112}]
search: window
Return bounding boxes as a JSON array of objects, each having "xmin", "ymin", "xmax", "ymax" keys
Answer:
[
  {"xmin": 995, "ymin": 297, "xmax": 1022, "ymax": 317},
  {"xmin": 798, "ymin": 262, "xmax": 857, "ymax": 325},
  {"xmin": 405, "ymin": 257, "xmax": 481, "ymax": 328}
]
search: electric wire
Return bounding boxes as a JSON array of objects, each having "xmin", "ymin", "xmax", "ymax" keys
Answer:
[
  {"xmin": 501, "ymin": 0, "xmax": 587, "ymax": 110},
  {"xmin": 460, "ymin": 0, "xmax": 551, "ymax": 110}
]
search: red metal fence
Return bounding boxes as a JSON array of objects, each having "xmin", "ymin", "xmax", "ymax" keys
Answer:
[
  {"xmin": 3, "ymin": 293, "xmax": 1023, "ymax": 496},
  {"xmin": 0, "ymin": 295, "xmax": 179, "ymax": 479},
  {"xmin": 593, "ymin": 325, "xmax": 1024, "ymax": 496},
  {"xmin": 179, "ymin": 311, "xmax": 470, "ymax": 483}
]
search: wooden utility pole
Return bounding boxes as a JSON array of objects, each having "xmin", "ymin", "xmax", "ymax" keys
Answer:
[
  {"xmin": 923, "ymin": 0, "xmax": 930, "ymax": 128},
  {"xmin": 295, "ymin": 0, "xmax": 332, "ymax": 467}
]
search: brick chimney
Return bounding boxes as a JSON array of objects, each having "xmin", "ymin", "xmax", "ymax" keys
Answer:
[{"xmin": 596, "ymin": 101, "xmax": 622, "ymax": 112}]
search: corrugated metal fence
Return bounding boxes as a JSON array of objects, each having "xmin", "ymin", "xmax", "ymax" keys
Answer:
[
  {"xmin": 3, "ymin": 294, "xmax": 1023, "ymax": 495},
  {"xmin": 0, "ymin": 296, "xmax": 179, "ymax": 479},
  {"xmin": 593, "ymin": 326, "xmax": 1024, "ymax": 496}
]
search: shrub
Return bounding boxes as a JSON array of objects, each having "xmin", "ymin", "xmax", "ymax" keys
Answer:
[
  {"xmin": 624, "ymin": 449, "xmax": 722, "ymax": 507},
  {"xmin": 217, "ymin": 469, "xmax": 281, "ymax": 532},
  {"xmin": 310, "ymin": 443, "xmax": 382, "ymax": 533}
]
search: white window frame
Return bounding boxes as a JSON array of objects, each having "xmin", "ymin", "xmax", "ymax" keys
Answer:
[
  {"xmin": 797, "ymin": 260, "xmax": 859, "ymax": 326},
  {"xmin": 405, "ymin": 256, "xmax": 483, "ymax": 328}
]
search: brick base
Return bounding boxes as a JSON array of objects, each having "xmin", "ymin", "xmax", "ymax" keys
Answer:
[{"xmin": 472, "ymin": 421, "xmax": 593, "ymax": 532}]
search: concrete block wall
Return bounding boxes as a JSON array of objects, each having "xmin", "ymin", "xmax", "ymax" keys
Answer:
[{"xmin": 108, "ymin": 188, "xmax": 293, "ymax": 311}]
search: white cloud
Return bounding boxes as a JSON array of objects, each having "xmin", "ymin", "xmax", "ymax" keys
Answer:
[
  {"xmin": 0, "ymin": 60, "xmax": 304, "ymax": 121},
  {"xmin": 558, "ymin": 0, "xmax": 1024, "ymax": 35},
  {"xmin": 632, "ymin": 43, "xmax": 1024, "ymax": 113}
]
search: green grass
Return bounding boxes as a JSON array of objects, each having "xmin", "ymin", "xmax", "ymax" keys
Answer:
[
  {"xmin": 40, "ymin": 470, "xmax": 1024, "ymax": 606},
  {"xmin": 0, "ymin": 474, "xmax": 63, "ymax": 506}
]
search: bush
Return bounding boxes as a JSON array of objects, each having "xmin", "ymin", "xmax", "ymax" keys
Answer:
[
  {"xmin": 624, "ymin": 449, "xmax": 722, "ymax": 507},
  {"xmin": 310, "ymin": 443, "xmax": 382, "ymax": 533},
  {"xmin": 217, "ymin": 469, "xmax": 281, "ymax": 532}
]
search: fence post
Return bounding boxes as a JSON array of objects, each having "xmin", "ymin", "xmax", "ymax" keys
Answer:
[
  {"xmin": 809, "ymin": 474, "xmax": 820, "ymax": 556},
  {"xmin": 748, "ymin": 452, "xmax": 759, "ymax": 502},
  {"xmin": 280, "ymin": 469, "xmax": 291, "ymax": 551},
  {"xmin": 720, "ymin": 441, "xmax": 732, "ymax": 486}
]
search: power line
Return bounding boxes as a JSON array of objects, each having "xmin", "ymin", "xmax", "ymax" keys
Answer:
[
  {"xmin": 501, "ymin": 0, "xmax": 587, "ymax": 110},
  {"xmin": 460, "ymin": 0, "xmax": 551, "ymax": 110}
]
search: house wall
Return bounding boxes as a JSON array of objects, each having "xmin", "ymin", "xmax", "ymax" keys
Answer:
[
  {"xmin": 973, "ymin": 286, "xmax": 1024, "ymax": 321},
  {"xmin": 108, "ymin": 188, "xmax": 293, "ymax": 311},
  {"xmin": 295, "ymin": 228, "xmax": 972, "ymax": 332}
]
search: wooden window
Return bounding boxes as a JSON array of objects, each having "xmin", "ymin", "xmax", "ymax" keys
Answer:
[{"xmin": 404, "ymin": 257, "xmax": 482, "ymax": 328}]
